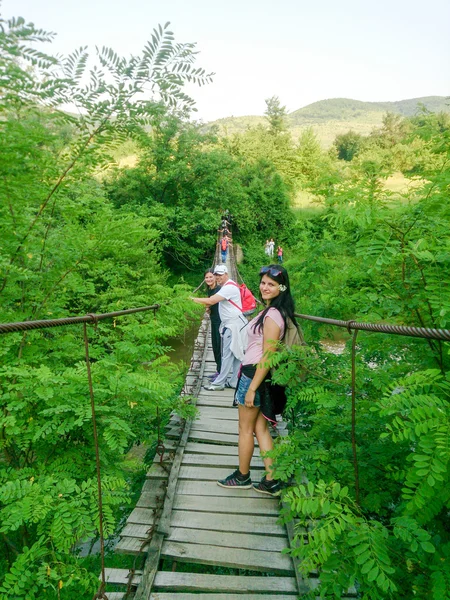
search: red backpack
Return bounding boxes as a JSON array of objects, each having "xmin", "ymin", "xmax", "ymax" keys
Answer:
[
  {"xmin": 221, "ymin": 238, "xmax": 228, "ymax": 251},
  {"xmin": 224, "ymin": 281, "xmax": 257, "ymax": 315}
]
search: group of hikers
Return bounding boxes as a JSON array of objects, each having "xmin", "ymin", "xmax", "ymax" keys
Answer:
[
  {"xmin": 191, "ymin": 223, "xmax": 299, "ymax": 497},
  {"xmin": 264, "ymin": 238, "xmax": 283, "ymax": 264}
]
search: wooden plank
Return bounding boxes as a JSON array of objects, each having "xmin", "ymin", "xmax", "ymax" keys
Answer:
[
  {"xmin": 161, "ymin": 540, "xmax": 294, "ymax": 574},
  {"xmin": 175, "ymin": 479, "xmax": 275, "ymax": 498},
  {"xmin": 120, "ymin": 523, "xmax": 154, "ymax": 539},
  {"xmin": 198, "ymin": 394, "xmax": 234, "ymax": 409},
  {"xmin": 136, "ymin": 491, "xmax": 165, "ymax": 509},
  {"xmin": 166, "ymin": 526, "xmax": 288, "ymax": 552},
  {"xmin": 182, "ymin": 452, "xmax": 264, "ymax": 468},
  {"xmin": 186, "ymin": 421, "xmax": 238, "ymax": 435},
  {"xmin": 198, "ymin": 392, "xmax": 236, "ymax": 401},
  {"xmin": 130, "ymin": 495, "xmax": 279, "ymax": 522},
  {"xmin": 178, "ymin": 465, "xmax": 264, "ymax": 481},
  {"xmin": 153, "ymin": 571, "xmax": 299, "ymax": 594},
  {"xmin": 165, "ymin": 427, "xmax": 184, "ymax": 440},
  {"xmin": 146, "ymin": 464, "xmax": 172, "ymax": 480},
  {"xmin": 185, "ymin": 442, "xmax": 238, "ymax": 455},
  {"xmin": 115, "ymin": 536, "xmax": 149, "ymax": 554},
  {"xmin": 196, "ymin": 407, "xmax": 238, "ymax": 420},
  {"xmin": 141, "ymin": 479, "xmax": 168, "ymax": 494},
  {"xmin": 104, "ymin": 568, "xmax": 142, "ymax": 586},
  {"xmin": 196, "ymin": 398, "xmax": 236, "ymax": 407},
  {"xmin": 170, "ymin": 510, "xmax": 286, "ymax": 536},
  {"xmin": 150, "ymin": 595, "xmax": 299, "ymax": 600},
  {"xmin": 172, "ymin": 494, "xmax": 279, "ymax": 516},
  {"xmin": 173, "ymin": 418, "xmax": 238, "ymax": 435},
  {"xmin": 127, "ymin": 507, "xmax": 155, "ymax": 524},
  {"xmin": 181, "ymin": 430, "xmax": 239, "ymax": 445}
]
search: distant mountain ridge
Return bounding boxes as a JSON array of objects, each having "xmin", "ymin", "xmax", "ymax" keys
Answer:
[{"xmin": 207, "ymin": 96, "xmax": 449, "ymax": 147}]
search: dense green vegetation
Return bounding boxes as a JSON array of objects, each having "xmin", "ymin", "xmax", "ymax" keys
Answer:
[{"xmin": 1, "ymin": 6, "xmax": 449, "ymax": 599}]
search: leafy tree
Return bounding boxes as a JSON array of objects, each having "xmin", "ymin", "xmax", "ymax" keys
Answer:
[
  {"xmin": 333, "ymin": 130, "xmax": 366, "ymax": 161},
  {"xmin": 264, "ymin": 95, "xmax": 288, "ymax": 135},
  {"xmin": 221, "ymin": 121, "xmax": 300, "ymax": 190},
  {"xmin": 295, "ymin": 127, "xmax": 330, "ymax": 183},
  {"xmin": 377, "ymin": 112, "xmax": 411, "ymax": 147}
]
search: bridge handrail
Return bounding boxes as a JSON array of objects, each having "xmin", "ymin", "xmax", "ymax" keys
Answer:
[
  {"xmin": 294, "ymin": 312, "xmax": 450, "ymax": 342},
  {"xmin": 0, "ymin": 304, "xmax": 160, "ymax": 335}
]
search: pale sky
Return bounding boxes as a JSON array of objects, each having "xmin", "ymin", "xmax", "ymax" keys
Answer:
[{"xmin": 3, "ymin": 0, "xmax": 449, "ymax": 122}]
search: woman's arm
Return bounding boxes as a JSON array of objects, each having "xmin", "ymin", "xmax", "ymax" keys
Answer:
[{"xmin": 244, "ymin": 316, "xmax": 281, "ymax": 407}]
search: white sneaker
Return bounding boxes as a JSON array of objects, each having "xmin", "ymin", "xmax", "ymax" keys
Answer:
[{"xmin": 203, "ymin": 384, "xmax": 225, "ymax": 391}]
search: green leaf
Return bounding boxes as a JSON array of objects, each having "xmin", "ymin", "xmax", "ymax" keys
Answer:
[{"xmin": 421, "ymin": 541, "xmax": 435, "ymax": 553}]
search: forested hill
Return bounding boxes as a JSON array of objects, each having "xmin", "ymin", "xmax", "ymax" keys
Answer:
[{"xmin": 207, "ymin": 95, "xmax": 449, "ymax": 146}]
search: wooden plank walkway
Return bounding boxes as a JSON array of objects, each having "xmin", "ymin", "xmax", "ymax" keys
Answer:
[{"xmin": 102, "ymin": 311, "xmax": 317, "ymax": 598}]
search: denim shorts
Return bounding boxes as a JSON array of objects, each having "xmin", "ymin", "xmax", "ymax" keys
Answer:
[{"xmin": 234, "ymin": 373, "xmax": 261, "ymax": 407}]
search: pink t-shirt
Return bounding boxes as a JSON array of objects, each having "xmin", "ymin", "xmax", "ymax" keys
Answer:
[{"xmin": 243, "ymin": 307, "xmax": 285, "ymax": 366}]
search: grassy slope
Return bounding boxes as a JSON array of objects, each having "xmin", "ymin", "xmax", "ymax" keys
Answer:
[{"xmin": 207, "ymin": 96, "xmax": 450, "ymax": 147}]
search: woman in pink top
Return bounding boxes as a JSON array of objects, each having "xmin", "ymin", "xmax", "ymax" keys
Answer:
[{"xmin": 217, "ymin": 265, "xmax": 297, "ymax": 496}]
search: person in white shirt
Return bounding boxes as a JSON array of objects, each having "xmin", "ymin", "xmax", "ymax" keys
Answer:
[{"xmin": 191, "ymin": 264, "xmax": 248, "ymax": 390}]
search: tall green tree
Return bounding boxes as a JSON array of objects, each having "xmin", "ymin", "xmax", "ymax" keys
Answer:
[{"xmin": 264, "ymin": 95, "xmax": 288, "ymax": 135}]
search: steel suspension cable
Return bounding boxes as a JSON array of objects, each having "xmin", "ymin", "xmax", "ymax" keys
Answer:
[
  {"xmin": 0, "ymin": 305, "xmax": 160, "ymax": 335},
  {"xmin": 293, "ymin": 312, "xmax": 450, "ymax": 342}
]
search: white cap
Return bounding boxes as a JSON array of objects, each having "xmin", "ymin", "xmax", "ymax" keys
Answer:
[{"xmin": 213, "ymin": 264, "xmax": 228, "ymax": 275}]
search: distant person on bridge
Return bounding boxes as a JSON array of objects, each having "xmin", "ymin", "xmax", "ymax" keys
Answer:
[
  {"xmin": 277, "ymin": 246, "xmax": 283, "ymax": 263},
  {"xmin": 268, "ymin": 238, "xmax": 275, "ymax": 258},
  {"xmin": 220, "ymin": 235, "xmax": 229, "ymax": 263},
  {"xmin": 204, "ymin": 269, "xmax": 222, "ymax": 379},
  {"xmin": 191, "ymin": 264, "xmax": 248, "ymax": 391},
  {"xmin": 217, "ymin": 264, "xmax": 296, "ymax": 496}
]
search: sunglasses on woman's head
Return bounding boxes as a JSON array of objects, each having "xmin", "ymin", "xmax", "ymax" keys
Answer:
[{"xmin": 260, "ymin": 266, "xmax": 283, "ymax": 278}]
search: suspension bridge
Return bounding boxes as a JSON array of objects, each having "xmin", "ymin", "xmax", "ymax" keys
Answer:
[
  {"xmin": 1, "ymin": 232, "xmax": 449, "ymax": 600},
  {"xmin": 98, "ymin": 239, "xmax": 317, "ymax": 600}
]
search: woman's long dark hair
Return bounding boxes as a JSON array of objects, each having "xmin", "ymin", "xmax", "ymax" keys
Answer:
[{"xmin": 252, "ymin": 264, "xmax": 297, "ymax": 340}]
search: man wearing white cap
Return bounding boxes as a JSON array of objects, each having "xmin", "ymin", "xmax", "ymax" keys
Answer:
[{"xmin": 192, "ymin": 265, "xmax": 248, "ymax": 391}]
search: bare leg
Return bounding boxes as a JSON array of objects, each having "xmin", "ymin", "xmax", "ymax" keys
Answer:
[
  {"xmin": 254, "ymin": 412, "xmax": 275, "ymax": 480},
  {"xmin": 238, "ymin": 405, "xmax": 259, "ymax": 475}
]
